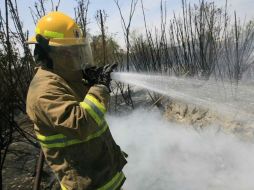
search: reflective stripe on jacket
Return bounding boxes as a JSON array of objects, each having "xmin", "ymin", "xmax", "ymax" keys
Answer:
[
  {"xmin": 26, "ymin": 67, "xmax": 127, "ymax": 190},
  {"xmin": 36, "ymin": 94, "xmax": 108, "ymax": 148},
  {"xmin": 62, "ymin": 171, "xmax": 125, "ymax": 190}
]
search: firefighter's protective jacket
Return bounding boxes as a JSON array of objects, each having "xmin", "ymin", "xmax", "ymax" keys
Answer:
[{"xmin": 26, "ymin": 67, "xmax": 127, "ymax": 190}]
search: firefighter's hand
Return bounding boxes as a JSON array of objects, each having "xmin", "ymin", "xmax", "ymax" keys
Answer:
[
  {"xmin": 98, "ymin": 63, "xmax": 118, "ymax": 90},
  {"xmin": 82, "ymin": 65, "xmax": 101, "ymax": 86}
]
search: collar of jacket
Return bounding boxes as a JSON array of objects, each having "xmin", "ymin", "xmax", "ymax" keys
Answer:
[
  {"xmin": 55, "ymin": 69, "xmax": 83, "ymax": 82},
  {"xmin": 40, "ymin": 66, "xmax": 83, "ymax": 82}
]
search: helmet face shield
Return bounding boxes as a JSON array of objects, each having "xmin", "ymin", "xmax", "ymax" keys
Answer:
[
  {"xmin": 49, "ymin": 39, "xmax": 94, "ymax": 71},
  {"xmin": 79, "ymin": 41, "xmax": 94, "ymax": 69}
]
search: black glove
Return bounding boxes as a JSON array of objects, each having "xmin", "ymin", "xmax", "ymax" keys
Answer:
[
  {"xmin": 98, "ymin": 63, "xmax": 118, "ymax": 89},
  {"xmin": 82, "ymin": 65, "xmax": 101, "ymax": 85},
  {"xmin": 82, "ymin": 63, "xmax": 118, "ymax": 90}
]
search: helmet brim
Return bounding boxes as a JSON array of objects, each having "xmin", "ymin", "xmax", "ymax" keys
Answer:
[
  {"xmin": 26, "ymin": 36, "xmax": 86, "ymax": 47},
  {"xmin": 26, "ymin": 36, "xmax": 37, "ymax": 44}
]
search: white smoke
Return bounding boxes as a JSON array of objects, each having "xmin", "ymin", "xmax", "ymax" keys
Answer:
[{"xmin": 107, "ymin": 109, "xmax": 254, "ymax": 190}]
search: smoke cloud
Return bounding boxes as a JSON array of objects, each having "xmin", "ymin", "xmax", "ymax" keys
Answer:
[{"xmin": 107, "ymin": 109, "xmax": 254, "ymax": 190}]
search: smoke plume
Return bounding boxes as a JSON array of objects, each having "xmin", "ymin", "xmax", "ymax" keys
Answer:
[{"xmin": 107, "ymin": 109, "xmax": 254, "ymax": 190}]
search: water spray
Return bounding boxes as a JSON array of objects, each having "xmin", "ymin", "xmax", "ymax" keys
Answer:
[{"xmin": 111, "ymin": 72, "xmax": 254, "ymax": 123}]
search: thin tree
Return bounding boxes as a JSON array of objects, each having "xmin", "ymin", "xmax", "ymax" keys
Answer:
[{"xmin": 114, "ymin": 0, "xmax": 138, "ymax": 108}]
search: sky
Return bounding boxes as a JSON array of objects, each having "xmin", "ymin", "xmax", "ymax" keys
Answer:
[{"xmin": 1, "ymin": 0, "xmax": 254, "ymax": 47}]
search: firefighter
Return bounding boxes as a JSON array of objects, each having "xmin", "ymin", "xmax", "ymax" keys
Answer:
[{"xmin": 26, "ymin": 11, "xmax": 127, "ymax": 190}]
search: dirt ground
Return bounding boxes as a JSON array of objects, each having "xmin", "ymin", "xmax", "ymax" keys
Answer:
[{"xmin": 2, "ymin": 115, "xmax": 60, "ymax": 190}]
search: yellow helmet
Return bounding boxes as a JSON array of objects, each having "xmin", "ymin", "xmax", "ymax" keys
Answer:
[{"xmin": 28, "ymin": 11, "xmax": 85, "ymax": 46}]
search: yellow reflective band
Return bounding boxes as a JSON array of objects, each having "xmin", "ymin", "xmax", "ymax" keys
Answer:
[
  {"xmin": 80, "ymin": 102, "xmax": 104, "ymax": 126},
  {"xmin": 61, "ymin": 184, "xmax": 68, "ymax": 190},
  {"xmin": 97, "ymin": 172, "xmax": 125, "ymax": 190},
  {"xmin": 38, "ymin": 124, "xmax": 109, "ymax": 148},
  {"xmin": 36, "ymin": 133, "xmax": 65, "ymax": 141},
  {"xmin": 35, "ymin": 27, "xmax": 40, "ymax": 34},
  {"xmin": 44, "ymin": 30, "xmax": 64, "ymax": 38},
  {"xmin": 39, "ymin": 138, "xmax": 81, "ymax": 149},
  {"xmin": 85, "ymin": 94, "xmax": 106, "ymax": 114}
]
